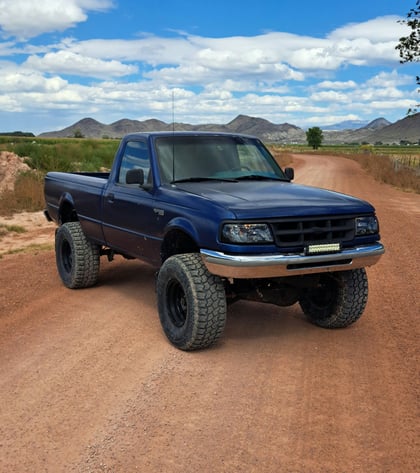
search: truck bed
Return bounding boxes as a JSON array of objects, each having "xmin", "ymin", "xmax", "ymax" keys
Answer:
[{"xmin": 44, "ymin": 171, "xmax": 110, "ymax": 244}]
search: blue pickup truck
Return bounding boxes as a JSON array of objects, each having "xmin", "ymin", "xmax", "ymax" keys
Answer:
[{"xmin": 44, "ymin": 131, "xmax": 384, "ymax": 350}]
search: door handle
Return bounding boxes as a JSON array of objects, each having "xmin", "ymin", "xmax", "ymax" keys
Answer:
[
  {"xmin": 153, "ymin": 208, "xmax": 164, "ymax": 216},
  {"xmin": 107, "ymin": 193, "xmax": 115, "ymax": 203}
]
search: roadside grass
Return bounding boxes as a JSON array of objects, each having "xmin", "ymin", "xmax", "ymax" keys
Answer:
[
  {"xmin": 0, "ymin": 242, "xmax": 54, "ymax": 259},
  {"xmin": 0, "ymin": 223, "xmax": 27, "ymax": 237},
  {"xmin": 0, "ymin": 222, "xmax": 28, "ymax": 259},
  {"xmin": 0, "ymin": 171, "xmax": 45, "ymax": 215},
  {"xmin": 273, "ymin": 144, "xmax": 420, "ymax": 194},
  {"xmin": 345, "ymin": 152, "xmax": 420, "ymax": 193},
  {"xmin": 0, "ymin": 137, "xmax": 418, "ymax": 216}
]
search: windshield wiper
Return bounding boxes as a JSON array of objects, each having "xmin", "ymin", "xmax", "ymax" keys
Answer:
[
  {"xmin": 171, "ymin": 177, "xmax": 238, "ymax": 184},
  {"xmin": 234, "ymin": 174, "xmax": 287, "ymax": 181}
]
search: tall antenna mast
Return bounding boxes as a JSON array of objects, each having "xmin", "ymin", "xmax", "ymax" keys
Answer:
[
  {"xmin": 172, "ymin": 90, "xmax": 175, "ymax": 133},
  {"xmin": 172, "ymin": 90, "xmax": 175, "ymax": 180}
]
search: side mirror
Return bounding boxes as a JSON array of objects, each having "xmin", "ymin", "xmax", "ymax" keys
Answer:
[
  {"xmin": 284, "ymin": 167, "xmax": 294, "ymax": 181},
  {"xmin": 126, "ymin": 168, "xmax": 144, "ymax": 185}
]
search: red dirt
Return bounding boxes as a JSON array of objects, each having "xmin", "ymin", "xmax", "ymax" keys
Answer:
[{"xmin": 0, "ymin": 154, "xmax": 419, "ymax": 472}]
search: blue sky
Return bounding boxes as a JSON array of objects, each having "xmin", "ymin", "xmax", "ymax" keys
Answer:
[{"xmin": 0, "ymin": 0, "xmax": 418, "ymax": 134}]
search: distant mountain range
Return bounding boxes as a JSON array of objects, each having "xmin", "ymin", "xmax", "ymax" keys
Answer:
[
  {"xmin": 321, "ymin": 119, "xmax": 370, "ymax": 131},
  {"xmin": 320, "ymin": 118, "xmax": 391, "ymax": 131},
  {"xmin": 38, "ymin": 113, "xmax": 420, "ymax": 145}
]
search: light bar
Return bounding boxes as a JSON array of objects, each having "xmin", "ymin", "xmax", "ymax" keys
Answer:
[{"xmin": 306, "ymin": 243, "xmax": 341, "ymax": 255}]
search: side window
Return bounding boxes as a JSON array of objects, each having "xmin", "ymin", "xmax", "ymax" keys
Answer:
[{"xmin": 118, "ymin": 140, "xmax": 151, "ymax": 185}]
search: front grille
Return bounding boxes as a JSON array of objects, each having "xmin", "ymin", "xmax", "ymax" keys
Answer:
[{"xmin": 271, "ymin": 216, "xmax": 355, "ymax": 249}]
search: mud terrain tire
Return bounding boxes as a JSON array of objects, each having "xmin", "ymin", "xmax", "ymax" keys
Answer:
[
  {"xmin": 157, "ymin": 253, "xmax": 227, "ymax": 351},
  {"xmin": 299, "ymin": 268, "xmax": 368, "ymax": 328},
  {"xmin": 55, "ymin": 222, "xmax": 100, "ymax": 289}
]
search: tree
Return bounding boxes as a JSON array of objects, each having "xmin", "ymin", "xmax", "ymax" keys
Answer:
[
  {"xmin": 396, "ymin": 1, "xmax": 420, "ymax": 113},
  {"xmin": 73, "ymin": 129, "xmax": 84, "ymax": 138},
  {"xmin": 306, "ymin": 127, "xmax": 323, "ymax": 149}
]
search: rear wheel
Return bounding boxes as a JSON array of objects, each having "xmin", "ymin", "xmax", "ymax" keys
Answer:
[
  {"xmin": 157, "ymin": 253, "xmax": 227, "ymax": 350},
  {"xmin": 55, "ymin": 222, "xmax": 100, "ymax": 289},
  {"xmin": 299, "ymin": 269, "xmax": 368, "ymax": 328}
]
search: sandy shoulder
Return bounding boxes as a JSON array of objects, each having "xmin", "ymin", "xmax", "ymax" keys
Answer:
[{"xmin": 0, "ymin": 211, "xmax": 55, "ymax": 256}]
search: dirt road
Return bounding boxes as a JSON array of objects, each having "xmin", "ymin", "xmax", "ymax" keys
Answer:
[{"xmin": 0, "ymin": 154, "xmax": 419, "ymax": 472}]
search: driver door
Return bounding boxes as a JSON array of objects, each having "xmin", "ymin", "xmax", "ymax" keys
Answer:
[{"xmin": 102, "ymin": 139, "xmax": 158, "ymax": 261}]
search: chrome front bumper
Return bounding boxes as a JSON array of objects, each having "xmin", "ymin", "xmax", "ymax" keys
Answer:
[{"xmin": 200, "ymin": 243, "xmax": 385, "ymax": 278}]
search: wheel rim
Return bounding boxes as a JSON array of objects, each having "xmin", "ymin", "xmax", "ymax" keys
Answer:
[
  {"xmin": 61, "ymin": 239, "xmax": 73, "ymax": 274},
  {"xmin": 166, "ymin": 279, "xmax": 188, "ymax": 327}
]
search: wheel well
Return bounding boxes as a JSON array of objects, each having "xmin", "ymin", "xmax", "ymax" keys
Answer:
[
  {"xmin": 161, "ymin": 229, "xmax": 199, "ymax": 263},
  {"xmin": 59, "ymin": 201, "xmax": 78, "ymax": 224}
]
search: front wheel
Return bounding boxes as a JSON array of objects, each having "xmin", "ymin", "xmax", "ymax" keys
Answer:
[
  {"xmin": 299, "ymin": 268, "xmax": 368, "ymax": 328},
  {"xmin": 55, "ymin": 221, "xmax": 100, "ymax": 289},
  {"xmin": 157, "ymin": 253, "xmax": 227, "ymax": 351}
]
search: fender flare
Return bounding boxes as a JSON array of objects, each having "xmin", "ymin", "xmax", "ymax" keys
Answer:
[
  {"xmin": 58, "ymin": 192, "xmax": 77, "ymax": 223},
  {"xmin": 164, "ymin": 216, "xmax": 200, "ymax": 243}
]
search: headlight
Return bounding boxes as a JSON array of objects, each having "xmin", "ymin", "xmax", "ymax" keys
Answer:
[
  {"xmin": 222, "ymin": 223, "xmax": 273, "ymax": 243},
  {"xmin": 355, "ymin": 216, "xmax": 379, "ymax": 236}
]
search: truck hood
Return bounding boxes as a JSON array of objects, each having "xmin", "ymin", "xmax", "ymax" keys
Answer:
[{"xmin": 174, "ymin": 180, "xmax": 374, "ymax": 218}]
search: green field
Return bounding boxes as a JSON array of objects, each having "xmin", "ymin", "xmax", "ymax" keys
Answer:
[{"xmin": 0, "ymin": 136, "xmax": 120, "ymax": 173}]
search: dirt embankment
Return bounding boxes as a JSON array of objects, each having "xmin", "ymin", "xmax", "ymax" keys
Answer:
[
  {"xmin": 0, "ymin": 154, "xmax": 419, "ymax": 472},
  {"xmin": 0, "ymin": 151, "xmax": 30, "ymax": 193},
  {"xmin": 0, "ymin": 151, "xmax": 52, "ymax": 254}
]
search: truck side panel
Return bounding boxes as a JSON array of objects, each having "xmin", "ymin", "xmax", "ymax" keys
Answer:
[
  {"xmin": 101, "ymin": 182, "xmax": 162, "ymax": 263},
  {"xmin": 44, "ymin": 172, "xmax": 108, "ymax": 245}
]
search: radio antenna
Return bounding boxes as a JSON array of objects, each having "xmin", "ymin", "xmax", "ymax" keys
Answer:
[
  {"xmin": 172, "ymin": 90, "xmax": 175, "ymax": 181},
  {"xmin": 172, "ymin": 90, "xmax": 175, "ymax": 133}
]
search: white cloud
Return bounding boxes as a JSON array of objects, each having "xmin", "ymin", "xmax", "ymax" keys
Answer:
[
  {"xmin": 288, "ymin": 16, "xmax": 406, "ymax": 69},
  {"xmin": 309, "ymin": 72, "xmax": 410, "ymax": 111},
  {"xmin": 43, "ymin": 33, "xmax": 307, "ymax": 84},
  {"xmin": 69, "ymin": 35, "xmax": 198, "ymax": 64},
  {"xmin": 144, "ymin": 62, "xmax": 303, "ymax": 87},
  {"xmin": 317, "ymin": 80, "xmax": 357, "ymax": 90},
  {"xmin": 0, "ymin": 63, "xmax": 68, "ymax": 95},
  {"xmin": 289, "ymin": 47, "xmax": 343, "ymax": 70},
  {"xmin": 329, "ymin": 16, "xmax": 406, "ymax": 42},
  {"xmin": 368, "ymin": 99, "xmax": 414, "ymax": 110},
  {"xmin": 366, "ymin": 70, "xmax": 414, "ymax": 88},
  {"xmin": 25, "ymin": 50, "xmax": 138, "ymax": 78},
  {"xmin": 0, "ymin": 94, "xmax": 22, "ymax": 112},
  {"xmin": 0, "ymin": 0, "xmax": 114, "ymax": 39},
  {"xmin": 61, "ymin": 21, "xmax": 403, "ymax": 77},
  {"xmin": 352, "ymin": 86, "xmax": 404, "ymax": 102},
  {"xmin": 310, "ymin": 90, "xmax": 349, "ymax": 103}
]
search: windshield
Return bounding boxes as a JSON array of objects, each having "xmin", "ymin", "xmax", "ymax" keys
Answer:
[{"xmin": 154, "ymin": 135, "xmax": 287, "ymax": 184}]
